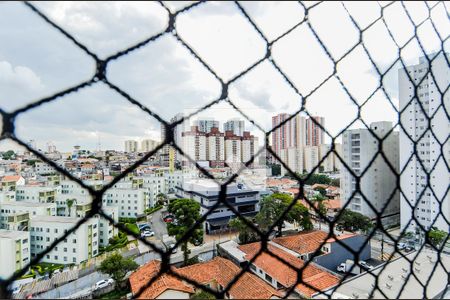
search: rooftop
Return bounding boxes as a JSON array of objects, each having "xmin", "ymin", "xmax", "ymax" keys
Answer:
[
  {"xmin": 238, "ymin": 242, "xmax": 340, "ymax": 298},
  {"xmin": 1, "ymin": 201, "xmax": 55, "ymax": 208},
  {"xmin": 30, "ymin": 215, "xmax": 81, "ymax": 223},
  {"xmin": 325, "ymin": 248, "xmax": 450, "ymax": 299},
  {"xmin": 0, "ymin": 229, "xmax": 29, "ymax": 239}
]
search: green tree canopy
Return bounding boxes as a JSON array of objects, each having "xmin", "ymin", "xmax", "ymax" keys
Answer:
[
  {"xmin": 229, "ymin": 217, "xmax": 259, "ymax": 244},
  {"xmin": 2, "ymin": 150, "xmax": 15, "ymax": 160},
  {"xmin": 256, "ymin": 193, "xmax": 312, "ymax": 237},
  {"xmin": 427, "ymin": 227, "xmax": 447, "ymax": 247},
  {"xmin": 167, "ymin": 198, "xmax": 204, "ymax": 265},
  {"xmin": 98, "ymin": 252, "xmax": 138, "ymax": 283},
  {"xmin": 336, "ymin": 209, "xmax": 373, "ymax": 233}
]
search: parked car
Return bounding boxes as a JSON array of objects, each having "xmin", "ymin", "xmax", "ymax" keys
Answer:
[
  {"xmin": 397, "ymin": 242, "xmax": 407, "ymax": 250},
  {"xmin": 141, "ymin": 230, "xmax": 154, "ymax": 238},
  {"xmin": 106, "ymin": 278, "xmax": 115, "ymax": 286},
  {"xmin": 359, "ymin": 261, "xmax": 373, "ymax": 270},
  {"xmin": 94, "ymin": 280, "xmax": 109, "ymax": 290},
  {"xmin": 168, "ymin": 242, "xmax": 177, "ymax": 253},
  {"xmin": 53, "ymin": 269, "xmax": 61, "ymax": 275},
  {"xmin": 163, "ymin": 217, "xmax": 173, "ymax": 223}
]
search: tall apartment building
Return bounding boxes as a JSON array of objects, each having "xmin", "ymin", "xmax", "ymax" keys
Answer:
[
  {"xmin": 0, "ymin": 201, "xmax": 57, "ymax": 230},
  {"xmin": 306, "ymin": 116, "xmax": 325, "ymax": 146},
  {"xmin": 207, "ymin": 127, "xmax": 225, "ymax": 167},
  {"xmin": 304, "ymin": 146, "xmax": 320, "ymax": 174},
  {"xmin": 16, "ymin": 186, "xmax": 56, "ymax": 203},
  {"xmin": 141, "ymin": 139, "xmax": 158, "ymax": 153},
  {"xmin": 30, "ymin": 216, "xmax": 98, "ymax": 264},
  {"xmin": 241, "ymin": 132, "xmax": 259, "ymax": 164},
  {"xmin": 124, "ymin": 140, "xmax": 138, "ymax": 153},
  {"xmin": 103, "ymin": 188, "xmax": 151, "ymax": 218},
  {"xmin": 194, "ymin": 119, "xmax": 219, "ymax": 133},
  {"xmin": 342, "ymin": 122, "xmax": 400, "ymax": 225},
  {"xmin": 182, "ymin": 126, "xmax": 208, "ymax": 164},
  {"xmin": 223, "ymin": 119, "xmax": 245, "ymax": 136},
  {"xmin": 319, "ymin": 144, "xmax": 342, "ymax": 173},
  {"xmin": 271, "ymin": 114, "xmax": 307, "ymax": 157},
  {"xmin": 224, "ymin": 132, "xmax": 242, "ymax": 164},
  {"xmin": 0, "ymin": 230, "xmax": 30, "ymax": 280},
  {"xmin": 280, "ymin": 147, "xmax": 304, "ymax": 175},
  {"xmin": 399, "ymin": 53, "xmax": 450, "ymax": 232}
]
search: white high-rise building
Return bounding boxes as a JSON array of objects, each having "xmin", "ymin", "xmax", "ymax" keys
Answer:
[
  {"xmin": 141, "ymin": 139, "xmax": 158, "ymax": 153},
  {"xmin": 207, "ymin": 128, "xmax": 225, "ymax": 166},
  {"xmin": 225, "ymin": 136, "xmax": 242, "ymax": 164},
  {"xmin": 194, "ymin": 119, "xmax": 219, "ymax": 134},
  {"xmin": 280, "ymin": 147, "xmax": 304, "ymax": 176},
  {"xmin": 304, "ymin": 146, "xmax": 319, "ymax": 174},
  {"xmin": 124, "ymin": 140, "xmax": 138, "ymax": 153},
  {"xmin": 319, "ymin": 144, "xmax": 334, "ymax": 173},
  {"xmin": 182, "ymin": 127, "xmax": 207, "ymax": 165},
  {"xmin": 224, "ymin": 119, "xmax": 245, "ymax": 136},
  {"xmin": 399, "ymin": 53, "xmax": 450, "ymax": 232},
  {"xmin": 342, "ymin": 122, "xmax": 400, "ymax": 224}
]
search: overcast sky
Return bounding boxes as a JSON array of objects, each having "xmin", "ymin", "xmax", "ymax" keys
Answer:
[{"xmin": 0, "ymin": 1, "xmax": 448, "ymax": 152}]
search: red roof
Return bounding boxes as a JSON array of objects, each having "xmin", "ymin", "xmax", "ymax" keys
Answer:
[
  {"xmin": 238, "ymin": 242, "xmax": 340, "ymax": 297},
  {"xmin": 129, "ymin": 260, "xmax": 194, "ymax": 299},
  {"xmin": 176, "ymin": 257, "xmax": 283, "ymax": 299},
  {"xmin": 2, "ymin": 175, "xmax": 22, "ymax": 182}
]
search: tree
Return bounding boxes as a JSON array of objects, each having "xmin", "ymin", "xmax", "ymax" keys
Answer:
[
  {"xmin": 191, "ymin": 289, "xmax": 215, "ymax": 299},
  {"xmin": 156, "ymin": 193, "xmax": 167, "ymax": 206},
  {"xmin": 311, "ymin": 194, "xmax": 327, "ymax": 229},
  {"xmin": 2, "ymin": 150, "xmax": 15, "ymax": 160},
  {"xmin": 256, "ymin": 193, "xmax": 312, "ymax": 236},
  {"xmin": 427, "ymin": 227, "xmax": 447, "ymax": 247},
  {"xmin": 98, "ymin": 253, "xmax": 138, "ymax": 284},
  {"xmin": 297, "ymin": 173, "xmax": 332, "ymax": 185},
  {"xmin": 336, "ymin": 209, "xmax": 373, "ymax": 233},
  {"xmin": 66, "ymin": 199, "xmax": 76, "ymax": 217},
  {"xmin": 330, "ymin": 178, "xmax": 340, "ymax": 187},
  {"xmin": 229, "ymin": 217, "xmax": 259, "ymax": 244},
  {"xmin": 270, "ymin": 164, "xmax": 281, "ymax": 176},
  {"xmin": 314, "ymin": 186, "xmax": 327, "ymax": 197},
  {"xmin": 167, "ymin": 198, "xmax": 204, "ymax": 265}
]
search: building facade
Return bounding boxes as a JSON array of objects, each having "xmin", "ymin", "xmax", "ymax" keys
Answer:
[
  {"xmin": 223, "ymin": 119, "xmax": 245, "ymax": 136},
  {"xmin": 341, "ymin": 121, "xmax": 400, "ymax": 225},
  {"xmin": 124, "ymin": 140, "xmax": 138, "ymax": 153},
  {"xmin": 0, "ymin": 230, "xmax": 30, "ymax": 280},
  {"xmin": 399, "ymin": 53, "xmax": 450, "ymax": 232}
]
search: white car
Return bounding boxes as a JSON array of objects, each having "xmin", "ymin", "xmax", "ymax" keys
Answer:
[
  {"xmin": 359, "ymin": 261, "xmax": 373, "ymax": 270},
  {"xmin": 94, "ymin": 280, "xmax": 109, "ymax": 290},
  {"xmin": 141, "ymin": 231, "xmax": 154, "ymax": 238},
  {"xmin": 168, "ymin": 243, "xmax": 177, "ymax": 253},
  {"xmin": 106, "ymin": 278, "xmax": 115, "ymax": 286},
  {"xmin": 397, "ymin": 242, "xmax": 407, "ymax": 250}
]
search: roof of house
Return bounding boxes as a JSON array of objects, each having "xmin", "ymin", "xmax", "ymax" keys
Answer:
[
  {"xmin": 238, "ymin": 242, "xmax": 340, "ymax": 297},
  {"xmin": 324, "ymin": 198, "xmax": 341, "ymax": 210},
  {"xmin": 176, "ymin": 256, "xmax": 283, "ymax": 299},
  {"xmin": 272, "ymin": 230, "xmax": 354, "ymax": 255},
  {"xmin": 129, "ymin": 260, "xmax": 194, "ymax": 299},
  {"xmin": 2, "ymin": 175, "xmax": 22, "ymax": 182}
]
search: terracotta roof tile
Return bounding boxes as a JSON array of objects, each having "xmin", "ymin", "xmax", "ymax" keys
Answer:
[
  {"xmin": 129, "ymin": 260, "xmax": 194, "ymax": 299},
  {"xmin": 273, "ymin": 231, "xmax": 329, "ymax": 254},
  {"xmin": 176, "ymin": 257, "xmax": 283, "ymax": 299},
  {"xmin": 2, "ymin": 175, "xmax": 22, "ymax": 182},
  {"xmin": 238, "ymin": 242, "xmax": 340, "ymax": 297}
]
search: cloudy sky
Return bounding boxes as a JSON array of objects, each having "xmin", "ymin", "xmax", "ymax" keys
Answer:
[{"xmin": 0, "ymin": 1, "xmax": 448, "ymax": 152}]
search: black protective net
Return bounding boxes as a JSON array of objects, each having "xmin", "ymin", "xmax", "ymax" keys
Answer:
[{"xmin": 1, "ymin": 1, "xmax": 449, "ymax": 299}]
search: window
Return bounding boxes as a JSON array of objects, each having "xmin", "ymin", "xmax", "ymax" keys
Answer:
[{"xmin": 265, "ymin": 273, "xmax": 273, "ymax": 282}]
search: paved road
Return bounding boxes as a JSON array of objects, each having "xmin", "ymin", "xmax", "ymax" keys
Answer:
[
  {"xmin": 149, "ymin": 207, "xmax": 168, "ymax": 240},
  {"xmin": 35, "ymin": 240, "xmax": 218, "ymax": 299}
]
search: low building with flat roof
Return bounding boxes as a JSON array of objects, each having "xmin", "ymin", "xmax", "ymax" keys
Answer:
[{"xmin": 320, "ymin": 248, "xmax": 450, "ymax": 299}]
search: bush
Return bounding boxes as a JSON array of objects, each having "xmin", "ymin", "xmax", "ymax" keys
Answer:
[
  {"xmin": 144, "ymin": 205, "xmax": 163, "ymax": 215},
  {"xmin": 119, "ymin": 217, "xmax": 136, "ymax": 224},
  {"xmin": 125, "ymin": 223, "xmax": 140, "ymax": 235}
]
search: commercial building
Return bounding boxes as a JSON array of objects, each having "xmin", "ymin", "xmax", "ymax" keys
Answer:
[
  {"xmin": 341, "ymin": 122, "xmax": 400, "ymax": 225},
  {"xmin": 0, "ymin": 230, "xmax": 30, "ymax": 280},
  {"xmin": 399, "ymin": 53, "xmax": 450, "ymax": 232},
  {"xmin": 124, "ymin": 140, "xmax": 138, "ymax": 153},
  {"xmin": 175, "ymin": 179, "xmax": 260, "ymax": 233},
  {"xmin": 30, "ymin": 216, "xmax": 99, "ymax": 264}
]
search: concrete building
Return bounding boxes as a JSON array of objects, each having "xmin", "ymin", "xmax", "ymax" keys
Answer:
[
  {"xmin": 35, "ymin": 162, "xmax": 56, "ymax": 175},
  {"xmin": 141, "ymin": 139, "xmax": 158, "ymax": 153},
  {"xmin": 207, "ymin": 127, "xmax": 225, "ymax": 167},
  {"xmin": 223, "ymin": 119, "xmax": 245, "ymax": 136},
  {"xmin": 175, "ymin": 179, "xmax": 260, "ymax": 233},
  {"xmin": 280, "ymin": 147, "xmax": 304, "ymax": 176},
  {"xmin": 124, "ymin": 140, "xmax": 138, "ymax": 153},
  {"xmin": 0, "ymin": 230, "xmax": 30, "ymax": 280},
  {"xmin": 30, "ymin": 216, "xmax": 99, "ymax": 264},
  {"xmin": 0, "ymin": 201, "xmax": 57, "ymax": 230},
  {"xmin": 399, "ymin": 53, "xmax": 450, "ymax": 233},
  {"xmin": 95, "ymin": 206, "xmax": 119, "ymax": 247},
  {"xmin": 193, "ymin": 119, "xmax": 219, "ymax": 134},
  {"xmin": 16, "ymin": 186, "xmax": 56, "ymax": 203},
  {"xmin": 306, "ymin": 116, "xmax": 325, "ymax": 146},
  {"xmin": 224, "ymin": 132, "xmax": 242, "ymax": 164},
  {"xmin": 304, "ymin": 145, "xmax": 320, "ymax": 174},
  {"xmin": 182, "ymin": 126, "xmax": 207, "ymax": 165},
  {"xmin": 341, "ymin": 121, "xmax": 400, "ymax": 225},
  {"xmin": 271, "ymin": 113, "xmax": 307, "ymax": 158},
  {"xmin": 241, "ymin": 131, "xmax": 259, "ymax": 164},
  {"xmin": 102, "ymin": 188, "xmax": 151, "ymax": 218},
  {"xmin": 319, "ymin": 144, "xmax": 341, "ymax": 173}
]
